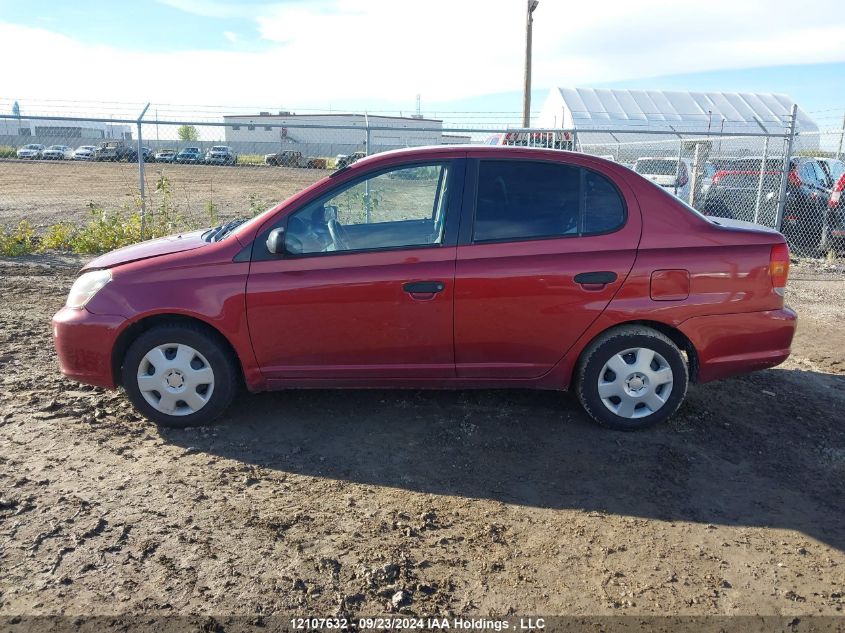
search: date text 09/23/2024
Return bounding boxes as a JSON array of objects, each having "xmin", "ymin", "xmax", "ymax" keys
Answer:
[{"xmin": 290, "ymin": 616, "xmax": 546, "ymax": 630}]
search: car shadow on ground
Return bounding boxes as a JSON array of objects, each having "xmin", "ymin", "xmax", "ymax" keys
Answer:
[{"xmin": 160, "ymin": 367, "xmax": 845, "ymax": 552}]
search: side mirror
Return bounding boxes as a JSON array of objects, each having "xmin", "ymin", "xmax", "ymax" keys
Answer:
[{"xmin": 266, "ymin": 227, "xmax": 286, "ymax": 255}]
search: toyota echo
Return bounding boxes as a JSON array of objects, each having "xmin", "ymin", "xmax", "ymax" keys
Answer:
[{"xmin": 52, "ymin": 146, "xmax": 797, "ymax": 431}]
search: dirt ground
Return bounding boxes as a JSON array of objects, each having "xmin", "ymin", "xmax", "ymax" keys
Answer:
[
  {"xmin": 0, "ymin": 159, "xmax": 325, "ymax": 228},
  {"xmin": 0, "ymin": 255, "xmax": 843, "ymax": 623}
]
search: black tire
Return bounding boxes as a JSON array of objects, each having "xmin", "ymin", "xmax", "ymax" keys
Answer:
[
  {"xmin": 122, "ymin": 323, "xmax": 239, "ymax": 428},
  {"xmin": 575, "ymin": 325, "xmax": 689, "ymax": 431}
]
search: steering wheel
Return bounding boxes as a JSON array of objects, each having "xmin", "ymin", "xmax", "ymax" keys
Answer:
[{"xmin": 327, "ymin": 218, "xmax": 351, "ymax": 251}]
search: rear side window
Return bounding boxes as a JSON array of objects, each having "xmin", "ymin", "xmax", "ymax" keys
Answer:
[
  {"xmin": 634, "ymin": 159, "xmax": 678, "ymax": 175},
  {"xmin": 473, "ymin": 160, "xmax": 625, "ymax": 242}
]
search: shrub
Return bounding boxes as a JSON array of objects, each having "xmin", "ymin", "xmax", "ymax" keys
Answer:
[
  {"xmin": 0, "ymin": 145, "xmax": 17, "ymax": 159},
  {"xmin": 205, "ymin": 200, "xmax": 219, "ymax": 226},
  {"xmin": 0, "ymin": 220, "xmax": 36, "ymax": 256},
  {"xmin": 237, "ymin": 154, "xmax": 265, "ymax": 166},
  {"xmin": 40, "ymin": 223, "xmax": 78, "ymax": 251},
  {"xmin": 68, "ymin": 204, "xmax": 144, "ymax": 254}
]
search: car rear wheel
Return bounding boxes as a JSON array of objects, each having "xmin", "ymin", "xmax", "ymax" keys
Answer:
[
  {"xmin": 575, "ymin": 325, "xmax": 688, "ymax": 431},
  {"xmin": 122, "ymin": 323, "xmax": 239, "ymax": 428}
]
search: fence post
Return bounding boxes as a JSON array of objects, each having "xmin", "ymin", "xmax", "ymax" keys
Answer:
[
  {"xmin": 775, "ymin": 105, "xmax": 798, "ymax": 235},
  {"xmin": 364, "ymin": 112, "xmax": 371, "ymax": 224},
  {"xmin": 836, "ymin": 110, "xmax": 845, "ymax": 162},
  {"xmin": 136, "ymin": 103, "xmax": 150, "ymax": 239},
  {"xmin": 674, "ymin": 136, "xmax": 684, "ymax": 199},
  {"xmin": 753, "ymin": 136, "xmax": 770, "ymax": 224}
]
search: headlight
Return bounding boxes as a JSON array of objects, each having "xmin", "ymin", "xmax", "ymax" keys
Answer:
[{"xmin": 66, "ymin": 269, "xmax": 112, "ymax": 309}]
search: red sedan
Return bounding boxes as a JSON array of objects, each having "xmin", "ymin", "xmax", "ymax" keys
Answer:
[{"xmin": 52, "ymin": 146, "xmax": 796, "ymax": 431}]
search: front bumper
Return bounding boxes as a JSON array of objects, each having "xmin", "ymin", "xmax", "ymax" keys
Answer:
[
  {"xmin": 52, "ymin": 307, "xmax": 126, "ymax": 388},
  {"xmin": 678, "ymin": 307, "xmax": 797, "ymax": 383}
]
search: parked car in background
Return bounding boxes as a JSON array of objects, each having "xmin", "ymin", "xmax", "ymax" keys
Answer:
[
  {"xmin": 265, "ymin": 150, "xmax": 302, "ymax": 167},
  {"xmin": 336, "ymin": 151, "xmax": 367, "ymax": 169},
  {"xmin": 155, "ymin": 149, "xmax": 177, "ymax": 163},
  {"xmin": 486, "ymin": 130, "xmax": 574, "ymax": 150},
  {"xmin": 42, "ymin": 145, "xmax": 74, "ymax": 160},
  {"xmin": 94, "ymin": 141, "xmax": 137, "ymax": 162},
  {"xmin": 16, "ymin": 144, "xmax": 45, "ymax": 159},
  {"xmin": 141, "ymin": 147, "xmax": 154, "ymax": 162},
  {"xmin": 824, "ymin": 172, "xmax": 845, "ymax": 254},
  {"xmin": 176, "ymin": 147, "xmax": 202, "ymax": 164},
  {"xmin": 633, "ymin": 157, "xmax": 692, "ymax": 203},
  {"xmin": 73, "ymin": 145, "xmax": 97, "ymax": 160},
  {"xmin": 815, "ymin": 157, "xmax": 845, "ymax": 187},
  {"xmin": 702, "ymin": 171, "xmax": 782, "ymax": 226},
  {"xmin": 205, "ymin": 146, "xmax": 238, "ymax": 165},
  {"xmin": 697, "ymin": 161, "xmax": 717, "ymax": 199},
  {"xmin": 702, "ymin": 157, "xmax": 831, "ymax": 251},
  {"xmin": 52, "ymin": 145, "xmax": 796, "ymax": 432}
]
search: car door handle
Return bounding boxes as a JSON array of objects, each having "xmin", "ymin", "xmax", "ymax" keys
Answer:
[
  {"xmin": 403, "ymin": 281, "xmax": 445, "ymax": 294},
  {"xmin": 574, "ymin": 271, "xmax": 617, "ymax": 286}
]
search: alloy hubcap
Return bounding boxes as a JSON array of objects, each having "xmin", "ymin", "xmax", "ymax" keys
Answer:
[
  {"xmin": 137, "ymin": 343, "xmax": 215, "ymax": 416},
  {"xmin": 597, "ymin": 347, "xmax": 674, "ymax": 419}
]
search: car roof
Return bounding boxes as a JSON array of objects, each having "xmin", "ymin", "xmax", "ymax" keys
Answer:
[{"xmin": 345, "ymin": 144, "xmax": 631, "ymax": 170}]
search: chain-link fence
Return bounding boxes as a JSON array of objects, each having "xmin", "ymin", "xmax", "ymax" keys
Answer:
[{"xmin": 1, "ymin": 107, "xmax": 844, "ymax": 262}]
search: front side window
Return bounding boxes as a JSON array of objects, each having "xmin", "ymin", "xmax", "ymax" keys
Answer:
[
  {"xmin": 284, "ymin": 163, "xmax": 450, "ymax": 255},
  {"xmin": 473, "ymin": 160, "xmax": 625, "ymax": 243}
]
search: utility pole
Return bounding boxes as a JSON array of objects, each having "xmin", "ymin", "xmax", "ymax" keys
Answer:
[{"xmin": 522, "ymin": 0, "xmax": 539, "ymax": 128}]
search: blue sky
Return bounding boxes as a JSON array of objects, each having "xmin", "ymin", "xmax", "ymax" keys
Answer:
[{"xmin": 2, "ymin": 0, "xmax": 844, "ymax": 126}]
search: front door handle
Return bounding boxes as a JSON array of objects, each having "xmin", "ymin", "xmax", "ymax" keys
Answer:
[
  {"xmin": 403, "ymin": 281, "xmax": 445, "ymax": 294},
  {"xmin": 574, "ymin": 271, "xmax": 617, "ymax": 288}
]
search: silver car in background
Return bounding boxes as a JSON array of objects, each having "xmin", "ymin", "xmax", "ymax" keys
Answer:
[
  {"xmin": 204, "ymin": 145, "xmax": 238, "ymax": 165},
  {"xmin": 16, "ymin": 144, "xmax": 45, "ymax": 159},
  {"xmin": 42, "ymin": 145, "xmax": 74, "ymax": 160},
  {"xmin": 73, "ymin": 146, "xmax": 97, "ymax": 160}
]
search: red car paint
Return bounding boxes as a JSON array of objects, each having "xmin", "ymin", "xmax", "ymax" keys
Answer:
[{"xmin": 52, "ymin": 146, "xmax": 796, "ymax": 397}]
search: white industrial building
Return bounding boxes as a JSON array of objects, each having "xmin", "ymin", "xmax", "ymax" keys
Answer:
[
  {"xmin": 222, "ymin": 112, "xmax": 459, "ymax": 156},
  {"xmin": 536, "ymin": 88, "xmax": 819, "ymax": 154},
  {"xmin": 0, "ymin": 118, "xmax": 132, "ymax": 142}
]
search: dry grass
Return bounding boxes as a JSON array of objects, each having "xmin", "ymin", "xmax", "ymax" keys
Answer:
[{"xmin": 0, "ymin": 159, "xmax": 327, "ymax": 228}]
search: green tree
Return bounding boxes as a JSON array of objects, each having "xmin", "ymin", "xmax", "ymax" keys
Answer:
[{"xmin": 177, "ymin": 125, "xmax": 199, "ymax": 141}]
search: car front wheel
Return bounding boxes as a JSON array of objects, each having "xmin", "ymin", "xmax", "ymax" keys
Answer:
[
  {"xmin": 122, "ymin": 323, "xmax": 239, "ymax": 427},
  {"xmin": 575, "ymin": 325, "xmax": 688, "ymax": 431}
]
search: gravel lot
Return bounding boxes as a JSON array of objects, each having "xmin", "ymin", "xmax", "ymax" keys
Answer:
[
  {"xmin": 0, "ymin": 160, "xmax": 325, "ymax": 228},
  {"xmin": 0, "ymin": 254, "xmax": 843, "ymax": 623}
]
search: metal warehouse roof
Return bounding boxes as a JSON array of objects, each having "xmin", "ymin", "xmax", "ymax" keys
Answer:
[{"xmin": 538, "ymin": 88, "xmax": 818, "ymax": 135}]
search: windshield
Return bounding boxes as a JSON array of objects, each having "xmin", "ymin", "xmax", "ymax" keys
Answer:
[
  {"xmin": 23, "ymin": 144, "xmax": 40, "ymax": 149},
  {"xmin": 211, "ymin": 146, "xmax": 228, "ymax": 151},
  {"xmin": 634, "ymin": 159, "xmax": 679, "ymax": 175},
  {"xmin": 183, "ymin": 148, "xmax": 199, "ymax": 153}
]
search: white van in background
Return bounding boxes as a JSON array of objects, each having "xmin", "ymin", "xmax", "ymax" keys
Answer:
[{"xmin": 633, "ymin": 157, "xmax": 693, "ymax": 202}]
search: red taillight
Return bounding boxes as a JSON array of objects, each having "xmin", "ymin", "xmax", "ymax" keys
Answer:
[
  {"xmin": 831, "ymin": 174, "xmax": 845, "ymax": 208},
  {"xmin": 788, "ymin": 168, "xmax": 801, "ymax": 187},
  {"xmin": 770, "ymin": 243, "xmax": 790, "ymax": 293}
]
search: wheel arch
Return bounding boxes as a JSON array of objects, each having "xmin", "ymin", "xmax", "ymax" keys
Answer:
[
  {"xmin": 111, "ymin": 313, "xmax": 245, "ymax": 388},
  {"xmin": 570, "ymin": 319, "xmax": 699, "ymax": 388}
]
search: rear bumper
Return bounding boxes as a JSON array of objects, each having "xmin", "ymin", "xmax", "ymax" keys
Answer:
[
  {"xmin": 679, "ymin": 307, "xmax": 797, "ymax": 383},
  {"xmin": 52, "ymin": 307, "xmax": 125, "ymax": 389}
]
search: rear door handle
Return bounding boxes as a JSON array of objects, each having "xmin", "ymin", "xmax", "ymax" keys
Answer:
[
  {"xmin": 403, "ymin": 281, "xmax": 445, "ymax": 294},
  {"xmin": 574, "ymin": 271, "xmax": 617, "ymax": 285}
]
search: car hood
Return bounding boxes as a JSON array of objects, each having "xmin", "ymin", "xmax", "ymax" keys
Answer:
[{"xmin": 82, "ymin": 229, "xmax": 208, "ymax": 271}]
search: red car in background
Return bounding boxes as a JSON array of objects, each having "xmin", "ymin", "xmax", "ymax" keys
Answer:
[
  {"xmin": 52, "ymin": 146, "xmax": 796, "ymax": 431},
  {"xmin": 825, "ymin": 171, "xmax": 845, "ymax": 253}
]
